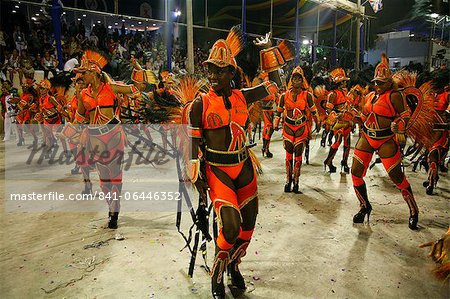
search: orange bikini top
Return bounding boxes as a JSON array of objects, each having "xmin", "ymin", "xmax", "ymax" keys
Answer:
[
  {"xmin": 284, "ymin": 89, "xmax": 309, "ymax": 111},
  {"xmin": 81, "ymin": 83, "xmax": 118, "ymax": 124},
  {"xmin": 435, "ymin": 91, "xmax": 449, "ymax": 111},
  {"xmin": 201, "ymin": 88, "xmax": 248, "ymax": 130},
  {"xmin": 332, "ymin": 90, "xmax": 349, "ymax": 106},
  {"xmin": 364, "ymin": 90, "xmax": 396, "ymax": 118}
]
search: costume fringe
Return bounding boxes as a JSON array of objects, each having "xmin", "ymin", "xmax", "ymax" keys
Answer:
[
  {"xmin": 277, "ymin": 40, "xmax": 295, "ymax": 62},
  {"xmin": 405, "ymin": 81, "xmax": 441, "ymax": 150},
  {"xmin": 248, "ymin": 101, "xmax": 262, "ymax": 125},
  {"xmin": 249, "ymin": 148, "xmax": 263, "ymax": 175},
  {"xmin": 313, "ymin": 85, "xmax": 328, "ymax": 121}
]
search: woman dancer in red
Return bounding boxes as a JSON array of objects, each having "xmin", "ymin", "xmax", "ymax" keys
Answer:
[
  {"xmin": 16, "ymin": 79, "xmax": 39, "ymax": 146},
  {"xmin": 274, "ymin": 66, "xmax": 319, "ymax": 193},
  {"xmin": 324, "ymin": 68, "xmax": 353, "ymax": 173},
  {"xmin": 74, "ymin": 49, "xmax": 138, "ymax": 229},
  {"xmin": 351, "ymin": 54, "xmax": 419, "ymax": 230},
  {"xmin": 37, "ymin": 79, "xmax": 62, "ymax": 158},
  {"xmin": 187, "ymin": 29, "xmax": 280, "ymax": 298}
]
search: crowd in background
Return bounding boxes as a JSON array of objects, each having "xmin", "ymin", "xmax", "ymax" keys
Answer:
[{"xmin": 0, "ymin": 19, "xmax": 212, "ymax": 84}]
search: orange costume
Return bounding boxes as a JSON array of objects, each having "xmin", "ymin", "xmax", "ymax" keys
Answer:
[
  {"xmin": 324, "ymin": 68, "xmax": 353, "ymax": 173},
  {"xmin": 351, "ymin": 54, "xmax": 419, "ymax": 230},
  {"xmin": 187, "ymin": 28, "xmax": 280, "ymax": 298},
  {"xmin": 275, "ymin": 66, "xmax": 318, "ymax": 192},
  {"xmin": 16, "ymin": 79, "xmax": 39, "ymax": 146},
  {"xmin": 74, "ymin": 50, "xmax": 127, "ymax": 228}
]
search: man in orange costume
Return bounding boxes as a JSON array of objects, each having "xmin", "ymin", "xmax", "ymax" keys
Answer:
[
  {"xmin": 187, "ymin": 29, "xmax": 281, "ymax": 298},
  {"xmin": 274, "ymin": 66, "xmax": 319, "ymax": 193},
  {"xmin": 351, "ymin": 54, "xmax": 419, "ymax": 230}
]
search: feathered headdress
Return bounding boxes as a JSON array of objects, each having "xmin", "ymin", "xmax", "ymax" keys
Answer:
[
  {"xmin": 74, "ymin": 49, "xmax": 109, "ymax": 74},
  {"xmin": 329, "ymin": 67, "xmax": 350, "ymax": 83},
  {"xmin": 392, "ymin": 70, "xmax": 417, "ymax": 88},
  {"xmin": 203, "ymin": 26, "xmax": 244, "ymax": 69},
  {"xmin": 37, "ymin": 79, "xmax": 51, "ymax": 90},
  {"xmin": 372, "ymin": 53, "xmax": 392, "ymax": 82}
]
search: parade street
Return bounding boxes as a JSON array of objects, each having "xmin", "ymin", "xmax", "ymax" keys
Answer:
[{"xmin": 1, "ymin": 133, "xmax": 448, "ymax": 298}]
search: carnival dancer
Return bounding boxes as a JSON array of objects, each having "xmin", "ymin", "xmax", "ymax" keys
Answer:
[
  {"xmin": 16, "ymin": 78, "xmax": 39, "ymax": 146},
  {"xmin": 432, "ymin": 70, "xmax": 449, "ymax": 173},
  {"xmin": 351, "ymin": 54, "xmax": 419, "ymax": 230},
  {"xmin": 393, "ymin": 70, "xmax": 449, "ymax": 195},
  {"xmin": 324, "ymin": 68, "xmax": 353, "ymax": 173},
  {"xmin": 274, "ymin": 66, "xmax": 319, "ymax": 193},
  {"xmin": 74, "ymin": 49, "xmax": 138, "ymax": 229},
  {"xmin": 187, "ymin": 29, "xmax": 280, "ymax": 298},
  {"xmin": 37, "ymin": 79, "xmax": 62, "ymax": 158}
]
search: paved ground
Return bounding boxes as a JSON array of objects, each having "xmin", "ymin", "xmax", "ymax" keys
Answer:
[{"xmin": 0, "ymin": 128, "xmax": 448, "ymax": 299}]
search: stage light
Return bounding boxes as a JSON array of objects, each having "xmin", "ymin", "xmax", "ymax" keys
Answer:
[
  {"xmin": 31, "ymin": 17, "xmax": 37, "ymax": 21},
  {"xmin": 97, "ymin": 20, "xmax": 101, "ymax": 23},
  {"xmin": 430, "ymin": 13, "xmax": 439, "ymax": 18},
  {"xmin": 83, "ymin": 14, "xmax": 86, "ymax": 17},
  {"xmin": 122, "ymin": 19, "xmax": 125, "ymax": 22},
  {"xmin": 15, "ymin": 5, "xmax": 19, "ymax": 8},
  {"xmin": 153, "ymin": 24, "xmax": 156, "ymax": 26},
  {"xmin": 77, "ymin": 18, "xmax": 81, "ymax": 21},
  {"xmin": 174, "ymin": 10, "xmax": 181, "ymax": 17},
  {"xmin": 138, "ymin": 21, "xmax": 142, "ymax": 24},
  {"xmin": 115, "ymin": 23, "xmax": 118, "ymax": 26},
  {"xmin": 108, "ymin": 26, "xmax": 112, "ymax": 29},
  {"xmin": 324, "ymin": 57, "xmax": 327, "ymax": 60},
  {"xmin": 302, "ymin": 40, "xmax": 310, "ymax": 45},
  {"xmin": 35, "ymin": 13, "xmax": 39, "ymax": 16},
  {"xmin": 12, "ymin": 10, "xmax": 16, "ymax": 13}
]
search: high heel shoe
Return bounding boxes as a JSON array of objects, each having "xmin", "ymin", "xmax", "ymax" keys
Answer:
[
  {"xmin": 353, "ymin": 204, "xmax": 372, "ymax": 223},
  {"xmin": 108, "ymin": 212, "xmax": 119, "ymax": 229},
  {"xmin": 324, "ymin": 162, "xmax": 337, "ymax": 173},
  {"xmin": 292, "ymin": 183, "xmax": 300, "ymax": 194},
  {"xmin": 82, "ymin": 181, "xmax": 92, "ymax": 195},
  {"xmin": 408, "ymin": 214, "xmax": 418, "ymax": 230},
  {"xmin": 284, "ymin": 181, "xmax": 292, "ymax": 193},
  {"xmin": 341, "ymin": 161, "xmax": 350, "ymax": 174}
]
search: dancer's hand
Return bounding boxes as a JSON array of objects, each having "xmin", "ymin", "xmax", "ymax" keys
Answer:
[{"xmin": 254, "ymin": 32, "xmax": 272, "ymax": 48}]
